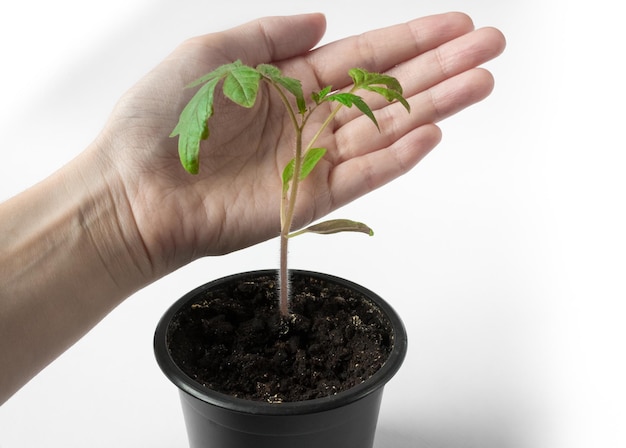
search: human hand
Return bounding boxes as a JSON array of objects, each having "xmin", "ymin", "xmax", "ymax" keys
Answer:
[{"xmin": 92, "ymin": 12, "xmax": 505, "ymax": 279}]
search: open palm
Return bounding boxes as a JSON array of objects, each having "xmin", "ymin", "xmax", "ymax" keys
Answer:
[{"xmin": 99, "ymin": 12, "xmax": 505, "ymax": 274}]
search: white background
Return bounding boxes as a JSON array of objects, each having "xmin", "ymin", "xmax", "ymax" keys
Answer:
[{"xmin": 1, "ymin": 1, "xmax": 625, "ymax": 447}]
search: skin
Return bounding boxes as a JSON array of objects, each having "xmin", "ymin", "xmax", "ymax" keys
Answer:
[{"xmin": 0, "ymin": 12, "xmax": 506, "ymax": 404}]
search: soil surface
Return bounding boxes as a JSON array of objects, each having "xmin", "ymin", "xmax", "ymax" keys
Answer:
[{"xmin": 167, "ymin": 273, "xmax": 393, "ymax": 403}]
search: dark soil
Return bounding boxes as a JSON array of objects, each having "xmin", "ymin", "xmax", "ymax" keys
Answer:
[{"xmin": 166, "ymin": 272, "xmax": 393, "ymax": 403}]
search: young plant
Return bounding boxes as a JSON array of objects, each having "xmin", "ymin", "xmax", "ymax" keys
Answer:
[{"xmin": 171, "ymin": 60, "xmax": 410, "ymax": 317}]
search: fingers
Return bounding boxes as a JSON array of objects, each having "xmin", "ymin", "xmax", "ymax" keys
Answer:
[
  {"xmin": 333, "ymin": 26, "xmax": 506, "ymax": 127},
  {"xmin": 323, "ymin": 20, "xmax": 506, "ymax": 210},
  {"xmin": 334, "ymin": 67, "xmax": 495, "ymax": 163},
  {"xmin": 305, "ymin": 12, "xmax": 476, "ymax": 89},
  {"xmin": 427, "ymin": 67, "xmax": 496, "ymax": 122},
  {"xmin": 328, "ymin": 124, "xmax": 442, "ymax": 209},
  {"xmin": 400, "ymin": 26, "xmax": 505, "ymax": 98}
]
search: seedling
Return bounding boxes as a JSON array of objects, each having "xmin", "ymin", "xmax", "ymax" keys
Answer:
[{"xmin": 171, "ymin": 60, "xmax": 409, "ymax": 316}]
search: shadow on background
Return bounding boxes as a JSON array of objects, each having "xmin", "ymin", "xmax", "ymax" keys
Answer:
[
  {"xmin": 374, "ymin": 421, "xmax": 527, "ymax": 448},
  {"xmin": 375, "ymin": 424, "xmax": 436, "ymax": 448}
]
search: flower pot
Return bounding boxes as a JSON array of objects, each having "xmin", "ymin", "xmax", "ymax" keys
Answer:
[{"xmin": 154, "ymin": 269, "xmax": 407, "ymax": 448}]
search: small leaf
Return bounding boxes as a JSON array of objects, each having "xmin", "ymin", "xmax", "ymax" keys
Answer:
[
  {"xmin": 170, "ymin": 77, "xmax": 221, "ymax": 174},
  {"xmin": 349, "ymin": 68, "xmax": 403, "ymax": 93},
  {"xmin": 255, "ymin": 63, "xmax": 281, "ymax": 78},
  {"xmin": 348, "ymin": 68, "xmax": 369, "ymax": 88},
  {"xmin": 281, "ymin": 147, "xmax": 326, "ymax": 193},
  {"xmin": 283, "ymin": 78, "xmax": 307, "ymax": 115},
  {"xmin": 289, "ymin": 219, "xmax": 374, "ymax": 237},
  {"xmin": 325, "ymin": 92, "xmax": 359, "ymax": 107},
  {"xmin": 350, "ymin": 96, "xmax": 379, "ymax": 129},
  {"xmin": 282, "ymin": 159, "xmax": 295, "ymax": 193},
  {"xmin": 223, "ymin": 65, "xmax": 262, "ymax": 108},
  {"xmin": 348, "ymin": 68, "xmax": 410, "ymax": 112},
  {"xmin": 276, "ymin": 76, "xmax": 306, "ymax": 114},
  {"xmin": 171, "ymin": 60, "xmax": 262, "ymax": 174},
  {"xmin": 257, "ymin": 64, "xmax": 306, "ymax": 114},
  {"xmin": 326, "ymin": 92, "xmax": 379, "ymax": 129},
  {"xmin": 299, "ymin": 148, "xmax": 326, "ymax": 180},
  {"xmin": 312, "ymin": 86, "xmax": 333, "ymax": 104},
  {"xmin": 185, "ymin": 61, "xmax": 242, "ymax": 88},
  {"xmin": 366, "ymin": 86, "xmax": 411, "ymax": 112}
]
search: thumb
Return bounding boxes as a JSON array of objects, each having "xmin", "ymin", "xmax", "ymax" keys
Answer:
[{"xmin": 210, "ymin": 13, "xmax": 327, "ymax": 65}]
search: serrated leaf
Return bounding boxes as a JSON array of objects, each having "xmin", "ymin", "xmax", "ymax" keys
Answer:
[
  {"xmin": 366, "ymin": 86, "xmax": 411, "ymax": 112},
  {"xmin": 274, "ymin": 76, "xmax": 305, "ymax": 113},
  {"xmin": 300, "ymin": 148, "xmax": 327, "ymax": 180},
  {"xmin": 348, "ymin": 67, "xmax": 372, "ymax": 88},
  {"xmin": 280, "ymin": 77, "xmax": 306, "ymax": 114},
  {"xmin": 170, "ymin": 77, "xmax": 221, "ymax": 174},
  {"xmin": 255, "ymin": 63, "xmax": 281, "ymax": 78},
  {"xmin": 350, "ymin": 96, "xmax": 379, "ymax": 129},
  {"xmin": 257, "ymin": 64, "xmax": 306, "ymax": 114},
  {"xmin": 223, "ymin": 65, "xmax": 262, "ymax": 108},
  {"xmin": 186, "ymin": 60, "xmax": 243, "ymax": 88},
  {"xmin": 349, "ymin": 68, "xmax": 403, "ymax": 93},
  {"xmin": 290, "ymin": 219, "xmax": 374, "ymax": 237},
  {"xmin": 326, "ymin": 92, "xmax": 379, "ymax": 129},
  {"xmin": 348, "ymin": 68, "xmax": 410, "ymax": 112},
  {"xmin": 325, "ymin": 92, "xmax": 359, "ymax": 107},
  {"xmin": 312, "ymin": 86, "xmax": 333, "ymax": 104},
  {"xmin": 281, "ymin": 147, "xmax": 326, "ymax": 194},
  {"xmin": 172, "ymin": 60, "xmax": 261, "ymax": 174}
]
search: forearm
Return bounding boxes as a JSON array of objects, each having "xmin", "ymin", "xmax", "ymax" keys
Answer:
[{"xmin": 0, "ymin": 144, "xmax": 152, "ymax": 403}]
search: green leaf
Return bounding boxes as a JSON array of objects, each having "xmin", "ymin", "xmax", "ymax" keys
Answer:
[
  {"xmin": 223, "ymin": 65, "xmax": 262, "ymax": 108},
  {"xmin": 170, "ymin": 77, "xmax": 221, "ymax": 174},
  {"xmin": 326, "ymin": 92, "xmax": 379, "ymax": 129},
  {"xmin": 289, "ymin": 219, "xmax": 374, "ymax": 237},
  {"xmin": 282, "ymin": 78, "xmax": 307, "ymax": 115},
  {"xmin": 349, "ymin": 68, "xmax": 403, "ymax": 92},
  {"xmin": 257, "ymin": 64, "xmax": 306, "ymax": 114},
  {"xmin": 366, "ymin": 86, "xmax": 411, "ymax": 112},
  {"xmin": 348, "ymin": 68, "xmax": 410, "ymax": 112},
  {"xmin": 255, "ymin": 63, "xmax": 281, "ymax": 78},
  {"xmin": 281, "ymin": 147, "xmax": 327, "ymax": 194},
  {"xmin": 186, "ymin": 61, "xmax": 242, "ymax": 88},
  {"xmin": 299, "ymin": 148, "xmax": 326, "ymax": 180},
  {"xmin": 348, "ymin": 67, "xmax": 372, "ymax": 88},
  {"xmin": 312, "ymin": 86, "xmax": 333, "ymax": 104},
  {"xmin": 325, "ymin": 92, "xmax": 357, "ymax": 107},
  {"xmin": 171, "ymin": 60, "xmax": 266, "ymax": 174},
  {"xmin": 282, "ymin": 159, "xmax": 295, "ymax": 194},
  {"xmin": 350, "ymin": 96, "xmax": 379, "ymax": 129}
]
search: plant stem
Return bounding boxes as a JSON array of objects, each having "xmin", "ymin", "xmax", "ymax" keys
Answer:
[
  {"xmin": 279, "ymin": 128, "xmax": 303, "ymax": 316},
  {"xmin": 264, "ymin": 79, "xmax": 300, "ymax": 316},
  {"xmin": 279, "ymin": 233, "xmax": 290, "ymax": 316},
  {"xmin": 304, "ymin": 102, "xmax": 344, "ymax": 154},
  {"xmin": 275, "ymin": 85, "xmax": 351, "ymax": 316}
]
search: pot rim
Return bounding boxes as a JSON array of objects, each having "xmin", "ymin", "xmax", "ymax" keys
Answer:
[{"xmin": 154, "ymin": 269, "xmax": 407, "ymax": 416}]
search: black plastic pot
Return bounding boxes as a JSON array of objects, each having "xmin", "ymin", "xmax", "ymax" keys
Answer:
[{"xmin": 154, "ymin": 269, "xmax": 408, "ymax": 448}]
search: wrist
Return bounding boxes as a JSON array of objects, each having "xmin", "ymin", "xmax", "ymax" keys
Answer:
[
  {"xmin": 0, "ymin": 142, "xmax": 153, "ymax": 401},
  {"xmin": 65, "ymin": 139, "xmax": 157, "ymax": 294}
]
